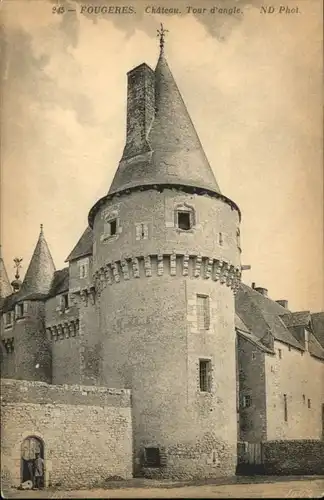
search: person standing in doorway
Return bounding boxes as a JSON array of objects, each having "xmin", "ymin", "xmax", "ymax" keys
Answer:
[{"xmin": 33, "ymin": 452, "xmax": 44, "ymax": 489}]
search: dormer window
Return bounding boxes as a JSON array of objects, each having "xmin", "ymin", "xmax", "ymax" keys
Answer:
[
  {"xmin": 100, "ymin": 210, "xmax": 120, "ymax": 243},
  {"xmin": 109, "ymin": 219, "xmax": 117, "ymax": 236},
  {"xmin": 178, "ymin": 211, "xmax": 191, "ymax": 230},
  {"xmin": 174, "ymin": 203, "xmax": 195, "ymax": 231}
]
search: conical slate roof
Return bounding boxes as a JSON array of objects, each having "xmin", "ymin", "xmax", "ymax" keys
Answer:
[
  {"xmin": 21, "ymin": 225, "xmax": 56, "ymax": 295},
  {"xmin": 108, "ymin": 50, "xmax": 221, "ymax": 196},
  {"xmin": 0, "ymin": 247, "xmax": 12, "ymax": 298}
]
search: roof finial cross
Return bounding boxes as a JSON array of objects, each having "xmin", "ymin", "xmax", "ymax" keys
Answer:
[
  {"xmin": 157, "ymin": 23, "xmax": 168, "ymax": 53},
  {"xmin": 13, "ymin": 257, "xmax": 23, "ymax": 280}
]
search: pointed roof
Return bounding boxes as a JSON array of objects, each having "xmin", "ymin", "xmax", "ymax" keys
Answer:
[
  {"xmin": 108, "ymin": 49, "xmax": 221, "ymax": 196},
  {"xmin": 65, "ymin": 227, "xmax": 93, "ymax": 262},
  {"xmin": 21, "ymin": 225, "xmax": 56, "ymax": 295},
  {"xmin": 0, "ymin": 246, "xmax": 12, "ymax": 298}
]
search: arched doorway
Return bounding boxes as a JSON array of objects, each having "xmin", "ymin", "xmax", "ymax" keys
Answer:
[{"xmin": 21, "ymin": 436, "xmax": 44, "ymax": 486}]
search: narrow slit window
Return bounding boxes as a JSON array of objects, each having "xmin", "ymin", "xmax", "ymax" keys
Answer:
[
  {"xmin": 62, "ymin": 294, "xmax": 69, "ymax": 311},
  {"xmin": 197, "ymin": 294, "xmax": 210, "ymax": 330},
  {"xmin": 284, "ymin": 394, "xmax": 288, "ymax": 422},
  {"xmin": 17, "ymin": 303, "xmax": 24, "ymax": 318},
  {"xmin": 308, "ymin": 398, "xmax": 311, "ymax": 409},
  {"xmin": 5, "ymin": 312, "xmax": 13, "ymax": 326},
  {"xmin": 199, "ymin": 359, "xmax": 212, "ymax": 392},
  {"xmin": 109, "ymin": 219, "xmax": 117, "ymax": 236}
]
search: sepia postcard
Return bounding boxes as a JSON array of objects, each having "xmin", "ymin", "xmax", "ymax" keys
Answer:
[{"xmin": 0, "ymin": 0, "xmax": 323, "ymax": 498}]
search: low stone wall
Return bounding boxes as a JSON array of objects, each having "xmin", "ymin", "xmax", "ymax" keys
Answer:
[
  {"xmin": 263, "ymin": 440, "xmax": 324, "ymax": 475},
  {"xmin": 1, "ymin": 379, "xmax": 133, "ymax": 491}
]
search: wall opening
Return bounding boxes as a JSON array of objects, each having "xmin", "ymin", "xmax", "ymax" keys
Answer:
[
  {"xmin": 21, "ymin": 436, "xmax": 44, "ymax": 488},
  {"xmin": 144, "ymin": 447, "xmax": 161, "ymax": 467}
]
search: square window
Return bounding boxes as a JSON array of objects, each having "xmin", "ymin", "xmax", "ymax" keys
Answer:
[
  {"xmin": 199, "ymin": 359, "xmax": 212, "ymax": 392},
  {"xmin": 144, "ymin": 447, "xmax": 160, "ymax": 467},
  {"xmin": 242, "ymin": 395, "xmax": 252, "ymax": 408},
  {"xmin": 197, "ymin": 295, "xmax": 210, "ymax": 330},
  {"xmin": 177, "ymin": 211, "xmax": 191, "ymax": 231}
]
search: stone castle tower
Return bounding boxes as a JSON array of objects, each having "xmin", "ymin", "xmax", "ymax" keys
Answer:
[{"xmin": 88, "ymin": 39, "xmax": 242, "ymax": 477}]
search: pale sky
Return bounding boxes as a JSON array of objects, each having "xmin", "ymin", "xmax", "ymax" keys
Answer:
[{"xmin": 1, "ymin": 0, "xmax": 323, "ymax": 312}]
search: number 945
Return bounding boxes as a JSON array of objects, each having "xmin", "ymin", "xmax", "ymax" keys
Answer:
[{"xmin": 52, "ymin": 6, "xmax": 65, "ymax": 14}]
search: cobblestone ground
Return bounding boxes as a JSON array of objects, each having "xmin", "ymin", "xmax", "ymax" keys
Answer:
[{"xmin": 3, "ymin": 477, "xmax": 324, "ymax": 499}]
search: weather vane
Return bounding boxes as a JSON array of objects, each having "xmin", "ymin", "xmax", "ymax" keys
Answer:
[
  {"xmin": 157, "ymin": 23, "xmax": 169, "ymax": 53},
  {"xmin": 13, "ymin": 257, "xmax": 23, "ymax": 280}
]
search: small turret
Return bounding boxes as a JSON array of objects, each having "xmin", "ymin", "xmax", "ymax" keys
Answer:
[{"xmin": 21, "ymin": 224, "xmax": 56, "ymax": 296}]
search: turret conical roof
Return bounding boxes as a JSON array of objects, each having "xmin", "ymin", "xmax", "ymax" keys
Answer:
[
  {"xmin": 148, "ymin": 52, "xmax": 221, "ymax": 192},
  {"xmin": 0, "ymin": 247, "xmax": 12, "ymax": 298},
  {"xmin": 108, "ymin": 49, "xmax": 221, "ymax": 196},
  {"xmin": 21, "ymin": 225, "xmax": 56, "ymax": 295}
]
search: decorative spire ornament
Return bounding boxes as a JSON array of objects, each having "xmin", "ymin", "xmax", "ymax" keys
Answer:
[{"xmin": 157, "ymin": 23, "xmax": 169, "ymax": 53}]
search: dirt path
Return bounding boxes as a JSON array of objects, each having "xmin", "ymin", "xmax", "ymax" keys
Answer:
[{"xmin": 4, "ymin": 478, "xmax": 324, "ymax": 498}]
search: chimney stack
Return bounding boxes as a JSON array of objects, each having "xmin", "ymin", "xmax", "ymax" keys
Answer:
[
  {"xmin": 122, "ymin": 63, "xmax": 155, "ymax": 160},
  {"xmin": 276, "ymin": 299, "xmax": 288, "ymax": 309},
  {"xmin": 254, "ymin": 286, "xmax": 268, "ymax": 297}
]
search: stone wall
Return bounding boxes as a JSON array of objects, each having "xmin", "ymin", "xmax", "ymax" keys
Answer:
[
  {"xmin": 265, "ymin": 340, "xmax": 324, "ymax": 440},
  {"xmin": 237, "ymin": 335, "xmax": 267, "ymax": 442},
  {"xmin": 45, "ymin": 296, "xmax": 81, "ymax": 385},
  {"xmin": 92, "ymin": 188, "xmax": 241, "ymax": 273},
  {"xmin": 1, "ymin": 301, "xmax": 52, "ymax": 383},
  {"xmin": 262, "ymin": 440, "xmax": 324, "ymax": 475},
  {"xmin": 1, "ymin": 379, "xmax": 132, "ymax": 491}
]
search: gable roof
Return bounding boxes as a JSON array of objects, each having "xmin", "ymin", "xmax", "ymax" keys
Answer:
[
  {"xmin": 280, "ymin": 311, "xmax": 311, "ymax": 328},
  {"xmin": 48, "ymin": 268, "xmax": 69, "ymax": 297},
  {"xmin": 311, "ymin": 312, "xmax": 324, "ymax": 348},
  {"xmin": 65, "ymin": 227, "xmax": 93, "ymax": 262},
  {"xmin": 235, "ymin": 283, "xmax": 304, "ymax": 351}
]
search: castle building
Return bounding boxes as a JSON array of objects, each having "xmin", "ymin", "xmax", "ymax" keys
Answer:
[{"xmin": 1, "ymin": 37, "xmax": 324, "ymax": 489}]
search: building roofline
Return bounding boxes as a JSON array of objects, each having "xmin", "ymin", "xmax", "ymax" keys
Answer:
[{"xmin": 88, "ymin": 183, "xmax": 241, "ymax": 228}]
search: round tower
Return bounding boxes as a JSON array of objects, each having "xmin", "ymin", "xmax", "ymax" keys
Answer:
[{"xmin": 89, "ymin": 40, "xmax": 241, "ymax": 479}]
